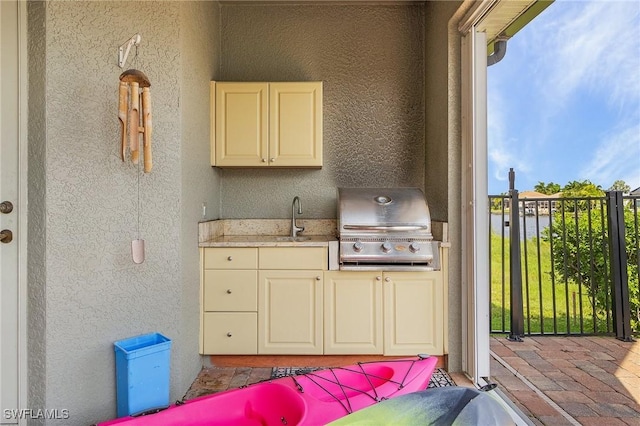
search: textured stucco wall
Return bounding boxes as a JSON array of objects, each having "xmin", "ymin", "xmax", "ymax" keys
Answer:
[
  {"xmin": 178, "ymin": 0, "xmax": 221, "ymax": 394},
  {"xmin": 218, "ymin": 3, "xmax": 425, "ymax": 219},
  {"xmin": 26, "ymin": 1, "xmax": 219, "ymax": 423},
  {"xmin": 425, "ymin": 2, "xmax": 460, "ymax": 224},
  {"xmin": 425, "ymin": 0, "xmax": 465, "ymax": 372}
]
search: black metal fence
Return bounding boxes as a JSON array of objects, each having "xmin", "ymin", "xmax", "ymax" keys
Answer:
[{"xmin": 489, "ymin": 190, "xmax": 639, "ymax": 339}]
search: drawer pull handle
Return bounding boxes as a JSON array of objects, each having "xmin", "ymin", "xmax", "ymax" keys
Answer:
[
  {"xmin": 227, "ymin": 332, "xmax": 232, "ymax": 337},
  {"xmin": 226, "ymin": 289, "xmax": 232, "ymax": 294},
  {"xmin": 227, "ymin": 256, "xmax": 233, "ymax": 261}
]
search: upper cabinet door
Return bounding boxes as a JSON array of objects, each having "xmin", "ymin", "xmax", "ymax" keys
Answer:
[
  {"xmin": 211, "ymin": 81, "xmax": 323, "ymax": 167},
  {"xmin": 269, "ymin": 82, "xmax": 323, "ymax": 167},
  {"xmin": 215, "ymin": 82, "xmax": 269, "ymax": 167}
]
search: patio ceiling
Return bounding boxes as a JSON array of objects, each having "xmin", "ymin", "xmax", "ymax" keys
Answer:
[{"xmin": 477, "ymin": 0, "xmax": 554, "ymax": 54}]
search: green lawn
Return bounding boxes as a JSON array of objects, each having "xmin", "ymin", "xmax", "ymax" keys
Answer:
[{"xmin": 489, "ymin": 233, "xmax": 608, "ymax": 335}]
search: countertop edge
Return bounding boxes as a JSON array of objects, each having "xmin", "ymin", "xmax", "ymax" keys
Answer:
[{"xmin": 199, "ymin": 235, "xmax": 337, "ymax": 248}]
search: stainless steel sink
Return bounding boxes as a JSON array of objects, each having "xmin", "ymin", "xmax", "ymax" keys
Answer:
[{"xmin": 275, "ymin": 236, "xmax": 311, "ymax": 242}]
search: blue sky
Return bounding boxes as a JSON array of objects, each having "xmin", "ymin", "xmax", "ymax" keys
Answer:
[{"xmin": 487, "ymin": 0, "xmax": 640, "ymax": 194}]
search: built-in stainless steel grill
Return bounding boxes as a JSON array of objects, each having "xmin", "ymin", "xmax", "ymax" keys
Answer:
[{"xmin": 337, "ymin": 187, "xmax": 439, "ymax": 271}]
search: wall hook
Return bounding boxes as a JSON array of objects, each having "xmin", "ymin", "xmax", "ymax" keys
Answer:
[{"xmin": 118, "ymin": 34, "xmax": 141, "ymax": 68}]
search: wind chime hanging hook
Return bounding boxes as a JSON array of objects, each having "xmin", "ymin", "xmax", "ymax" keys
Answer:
[{"xmin": 118, "ymin": 33, "xmax": 141, "ymax": 68}]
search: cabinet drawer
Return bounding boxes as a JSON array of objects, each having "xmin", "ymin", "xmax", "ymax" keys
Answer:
[
  {"xmin": 203, "ymin": 270, "xmax": 257, "ymax": 311},
  {"xmin": 203, "ymin": 312, "xmax": 257, "ymax": 354},
  {"xmin": 204, "ymin": 248, "xmax": 258, "ymax": 269},
  {"xmin": 259, "ymin": 247, "xmax": 327, "ymax": 270}
]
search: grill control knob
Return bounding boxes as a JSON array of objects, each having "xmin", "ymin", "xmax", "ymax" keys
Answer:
[
  {"xmin": 381, "ymin": 241, "xmax": 393, "ymax": 253},
  {"xmin": 409, "ymin": 242, "xmax": 421, "ymax": 253},
  {"xmin": 353, "ymin": 241, "xmax": 364, "ymax": 252}
]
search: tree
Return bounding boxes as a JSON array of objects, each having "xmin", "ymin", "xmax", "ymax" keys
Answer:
[
  {"xmin": 607, "ymin": 180, "xmax": 631, "ymax": 194},
  {"xmin": 561, "ymin": 180, "xmax": 604, "ymax": 198},
  {"xmin": 542, "ymin": 206, "xmax": 639, "ymax": 334},
  {"xmin": 534, "ymin": 181, "xmax": 561, "ymax": 195},
  {"xmin": 490, "ymin": 193, "xmax": 507, "ymax": 212},
  {"xmin": 559, "ymin": 180, "xmax": 604, "ymax": 212}
]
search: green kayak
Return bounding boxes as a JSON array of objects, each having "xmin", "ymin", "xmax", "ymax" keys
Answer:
[{"xmin": 328, "ymin": 386, "xmax": 515, "ymax": 426}]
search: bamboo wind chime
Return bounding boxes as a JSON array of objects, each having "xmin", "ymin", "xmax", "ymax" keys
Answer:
[{"xmin": 118, "ymin": 69, "xmax": 152, "ymax": 172}]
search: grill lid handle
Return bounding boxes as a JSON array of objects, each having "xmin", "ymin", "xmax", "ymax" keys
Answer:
[{"xmin": 342, "ymin": 225, "xmax": 429, "ymax": 231}]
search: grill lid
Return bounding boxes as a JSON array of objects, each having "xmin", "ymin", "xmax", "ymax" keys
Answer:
[{"xmin": 337, "ymin": 187, "xmax": 432, "ymax": 238}]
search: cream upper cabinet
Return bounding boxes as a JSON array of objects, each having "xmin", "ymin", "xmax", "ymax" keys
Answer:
[
  {"xmin": 269, "ymin": 83, "xmax": 323, "ymax": 167},
  {"xmin": 211, "ymin": 81, "xmax": 323, "ymax": 167},
  {"xmin": 323, "ymin": 271, "xmax": 383, "ymax": 355}
]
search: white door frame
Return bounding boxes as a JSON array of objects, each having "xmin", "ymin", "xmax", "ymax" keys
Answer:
[
  {"xmin": 0, "ymin": 0, "xmax": 28, "ymax": 422},
  {"xmin": 17, "ymin": 0, "xmax": 28, "ymax": 418},
  {"xmin": 460, "ymin": 8, "xmax": 491, "ymax": 385}
]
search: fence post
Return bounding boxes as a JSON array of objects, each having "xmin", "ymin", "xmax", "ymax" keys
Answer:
[
  {"xmin": 509, "ymin": 169, "xmax": 524, "ymax": 341},
  {"xmin": 606, "ymin": 191, "xmax": 633, "ymax": 341}
]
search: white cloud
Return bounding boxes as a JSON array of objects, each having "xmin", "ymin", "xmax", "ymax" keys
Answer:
[
  {"xmin": 578, "ymin": 121, "xmax": 640, "ymax": 189},
  {"xmin": 536, "ymin": 1, "xmax": 640, "ymax": 110},
  {"xmin": 553, "ymin": 1, "xmax": 640, "ymax": 189},
  {"xmin": 488, "ymin": 1, "xmax": 640, "ymax": 192},
  {"xmin": 487, "ymin": 91, "xmax": 533, "ymax": 189}
]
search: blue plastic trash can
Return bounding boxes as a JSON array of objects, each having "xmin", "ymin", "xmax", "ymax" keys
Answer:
[{"xmin": 114, "ymin": 332, "xmax": 172, "ymax": 417}]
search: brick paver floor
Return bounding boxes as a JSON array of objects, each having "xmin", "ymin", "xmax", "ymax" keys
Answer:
[{"xmin": 490, "ymin": 336, "xmax": 640, "ymax": 425}]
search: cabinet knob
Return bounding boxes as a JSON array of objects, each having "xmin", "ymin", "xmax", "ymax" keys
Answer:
[
  {"xmin": 376, "ymin": 276, "xmax": 382, "ymax": 281},
  {"xmin": 227, "ymin": 256, "xmax": 233, "ymax": 261},
  {"xmin": 316, "ymin": 276, "xmax": 321, "ymax": 281},
  {"xmin": 385, "ymin": 277, "xmax": 391, "ymax": 282},
  {"xmin": 226, "ymin": 332, "xmax": 232, "ymax": 337},
  {"xmin": 226, "ymin": 289, "xmax": 232, "ymax": 294},
  {"xmin": 270, "ymin": 158, "xmax": 275, "ymax": 163},
  {"xmin": 261, "ymin": 158, "xmax": 267, "ymax": 163}
]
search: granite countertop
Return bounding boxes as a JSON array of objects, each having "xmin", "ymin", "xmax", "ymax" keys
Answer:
[{"xmin": 198, "ymin": 219, "xmax": 337, "ymax": 248}]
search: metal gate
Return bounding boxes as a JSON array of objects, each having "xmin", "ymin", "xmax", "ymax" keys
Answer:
[{"xmin": 489, "ymin": 172, "xmax": 639, "ymax": 339}]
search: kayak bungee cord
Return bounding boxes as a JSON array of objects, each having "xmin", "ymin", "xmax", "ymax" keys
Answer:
[
  {"xmin": 293, "ymin": 371, "xmax": 353, "ymax": 415},
  {"xmin": 286, "ymin": 356, "xmax": 432, "ymax": 415},
  {"xmin": 355, "ymin": 362, "xmax": 381, "ymax": 402}
]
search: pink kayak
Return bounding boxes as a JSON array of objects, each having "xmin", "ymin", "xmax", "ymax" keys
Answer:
[{"xmin": 98, "ymin": 354, "xmax": 438, "ymax": 426}]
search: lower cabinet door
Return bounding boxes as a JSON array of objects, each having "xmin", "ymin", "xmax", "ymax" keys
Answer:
[
  {"xmin": 202, "ymin": 312, "xmax": 257, "ymax": 354},
  {"xmin": 323, "ymin": 271, "xmax": 383, "ymax": 354},
  {"xmin": 383, "ymin": 272, "xmax": 444, "ymax": 356},
  {"xmin": 258, "ymin": 270, "xmax": 323, "ymax": 354}
]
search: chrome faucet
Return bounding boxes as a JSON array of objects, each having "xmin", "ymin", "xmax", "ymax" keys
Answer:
[{"xmin": 291, "ymin": 196, "xmax": 305, "ymax": 237}]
